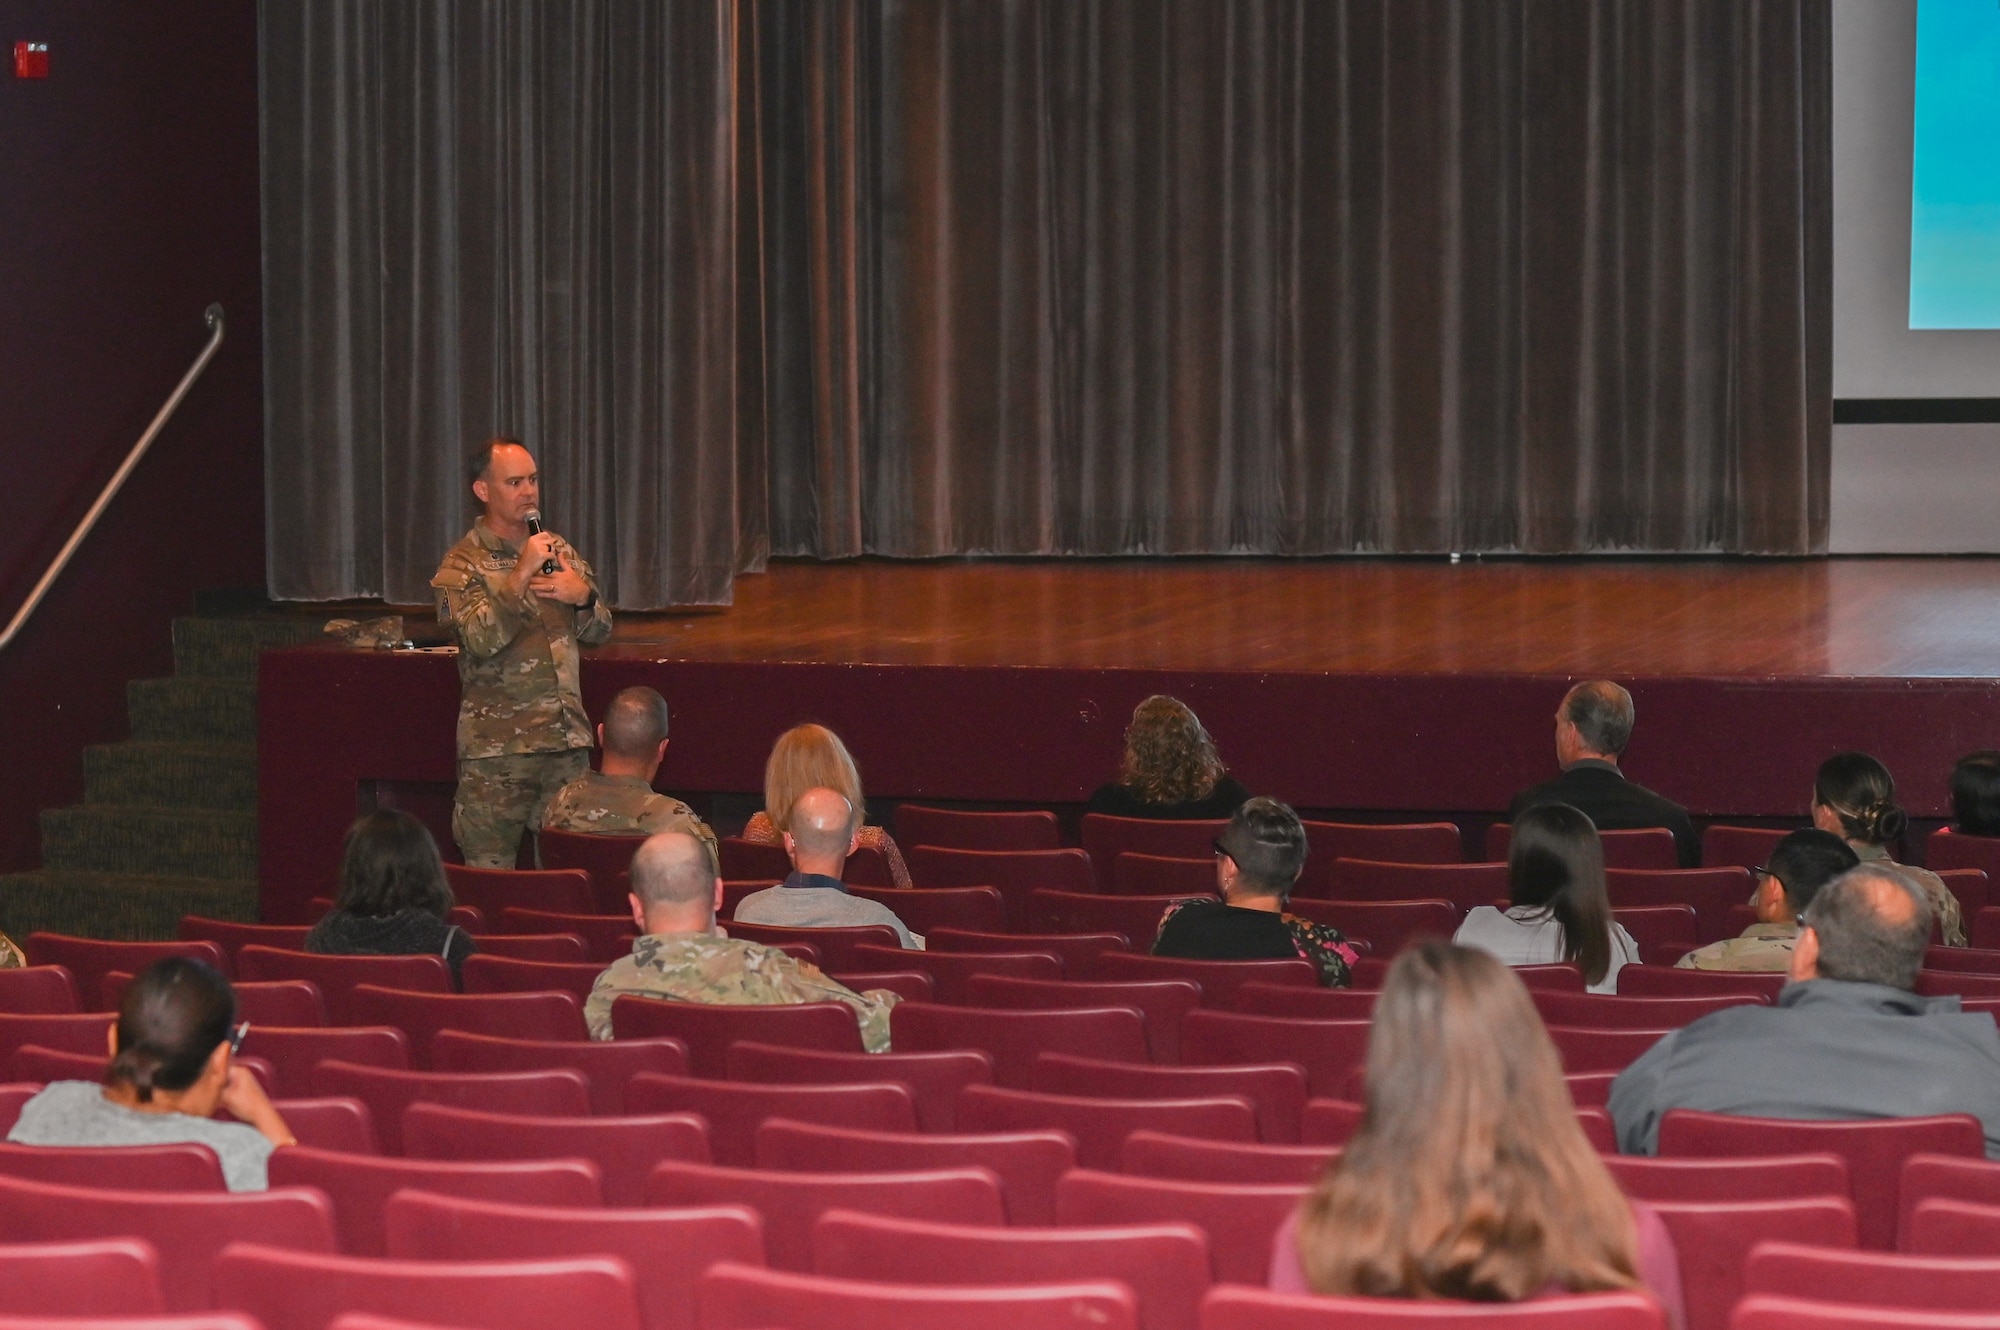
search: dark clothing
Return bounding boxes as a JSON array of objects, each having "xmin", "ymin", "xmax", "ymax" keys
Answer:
[
  {"xmin": 304, "ymin": 908, "xmax": 476, "ymax": 985},
  {"xmin": 1508, "ymin": 760, "xmax": 1698, "ymax": 867},
  {"xmin": 1152, "ymin": 898, "xmax": 1356, "ymax": 987},
  {"xmin": 1609, "ymin": 979, "xmax": 2000, "ymax": 1157},
  {"xmin": 1087, "ymin": 774, "xmax": 1252, "ymax": 822}
]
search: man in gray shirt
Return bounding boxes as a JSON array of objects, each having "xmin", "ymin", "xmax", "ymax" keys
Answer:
[
  {"xmin": 1610, "ymin": 864, "xmax": 2000, "ymax": 1157},
  {"xmin": 732, "ymin": 786, "xmax": 921, "ymax": 949}
]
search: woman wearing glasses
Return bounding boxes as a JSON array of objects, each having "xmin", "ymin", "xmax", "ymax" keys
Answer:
[{"xmin": 6, "ymin": 957, "xmax": 294, "ymax": 1190}]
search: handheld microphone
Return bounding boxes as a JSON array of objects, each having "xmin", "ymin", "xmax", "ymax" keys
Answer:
[{"xmin": 523, "ymin": 510, "xmax": 560, "ymax": 574}]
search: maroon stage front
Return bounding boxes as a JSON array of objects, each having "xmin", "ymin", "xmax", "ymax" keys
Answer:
[{"xmin": 258, "ymin": 559, "xmax": 2000, "ymax": 922}]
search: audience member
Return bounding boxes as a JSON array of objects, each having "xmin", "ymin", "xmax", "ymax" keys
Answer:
[
  {"xmin": 1610, "ymin": 864, "xmax": 2000, "ymax": 1156},
  {"xmin": 1152, "ymin": 797, "xmax": 1355, "ymax": 986},
  {"xmin": 304, "ymin": 810, "xmax": 477, "ymax": 983},
  {"xmin": 7, "ymin": 959, "xmax": 295, "ymax": 1190},
  {"xmin": 0, "ymin": 929, "xmax": 20, "ymax": 968},
  {"xmin": 1508, "ymin": 681, "xmax": 1696, "ymax": 866},
  {"xmin": 1813, "ymin": 750, "xmax": 1964, "ymax": 945},
  {"xmin": 1087, "ymin": 695, "xmax": 1252, "ymax": 821},
  {"xmin": 1271, "ymin": 942, "xmax": 1684, "ymax": 1325},
  {"xmin": 541, "ymin": 685, "xmax": 717, "ymax": 861},
  {"xmin": 739, "ymin": 723, "xmax": 911, "ymax": 888},
  {"xmin": 1675, "ymin": 829, "xmax": 1856, "ymax": 971},
  {"xmin": 586, "ymin": 830, "xmax": 900, "ymax": 1050},
  {"xmin": 733, "ymin": 787, "xmax": 921, "ymax": 947},
  {"xmin": 1455, "ymin": 803, "xmax": 1639, "ymax": 994},
  {"xmin": 1950, "ymin": 750, "xmax": 2000, "ymax": 838}
]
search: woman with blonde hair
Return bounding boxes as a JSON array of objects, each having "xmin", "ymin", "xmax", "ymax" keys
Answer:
[
  {"xmin": 1273, "ymin": 941, "xmax": 1683, "ymax": 1325},
  {"xmin": 1087, "ymin": 695, "xmax": 1251, "ymax": 820},
  {"xmin": 740, "ymin": 723, "xmax": 912, "ymax": 888}
]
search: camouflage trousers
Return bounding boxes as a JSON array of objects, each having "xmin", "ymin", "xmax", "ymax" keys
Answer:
[{"xmin": 453, "ymin": 750, "xmax": 590, "ymax": 869}]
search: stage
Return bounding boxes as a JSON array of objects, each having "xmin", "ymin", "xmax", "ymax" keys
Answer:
[{"xmin": 258, "ymin": 558, "xmax": 2000, "ymax": 922}]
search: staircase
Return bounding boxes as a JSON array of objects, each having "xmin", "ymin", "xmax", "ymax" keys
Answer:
[{"xmin": 0, "ymin": 613, "xmax": 320, "ymax": 940}]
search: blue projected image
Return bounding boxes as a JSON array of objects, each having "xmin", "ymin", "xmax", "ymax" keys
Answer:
[{"xmin": 1911, "ymin": 0, "xmax": 2000, "ymax": 329}]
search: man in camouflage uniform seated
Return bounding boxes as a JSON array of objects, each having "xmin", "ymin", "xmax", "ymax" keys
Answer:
[
  {"xmin": 432, "ymin": 437, "xmax": 613, "ymax": 868},
  {"xmin": 1677, "ymin": 828, "xmax": 1858, "ymax": 972},
  {"xmin": 586, "ymin": 830, "xmax": 899, "ymax": 1051},
  {"xmin": 542, "ymin": 686, "xmax": 717, "ymax": 865}
]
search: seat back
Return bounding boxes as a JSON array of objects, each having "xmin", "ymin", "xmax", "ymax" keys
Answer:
[
  {"xmin": 1080, "ymin": 817, "xmax": 1227, "ymax": 889},
  {"xmin": 1615, "ymin": 966, "xmax": 1787, "ymax": 999},
  {"xmin": 431, "ymin": 1029, "xmax": 688, "ymax": 1115},
  {"xmin": 265, "ymin": 1147, "xmax": 603, "ymax": 1256},
  {"xmin": 237, "ymin": 1025, "xmax": 411, "ymax": 1093},
  {"xmin": 1745, "ymin": 1239, "xmax": 2000, "ymax": 1311},
  {"xmin": 717, "ymin": 837, "xmax": 792, "ymax": 880},
  {"xmin": 343, "ymin": 985, "xmax": 587, "ymax": 1066},
  {"xmin": 957, "ymin": 1084, "xmax": 1257, "ymax": 1171},
  {"xmin": 1119, "ymin": 1131, "xmax": 1335, "ymax": 1186},
  {"xmin": 756, "ymin": 1119, "xmax": 1077, "ymax": 1225},
  {"xmin": 208, "ymin": 1240, "xmax": 641, "ymax": 1330},
  {"xmin": 848, "ymin": 944, "xmax": 1062, "ymax": 1002},
  {"xmin": 1898, "ymin": 1153, "xmax": 2000, "ymax": 1251},
  {"xmin": 627, "ymin": 1072, "xmax": 918, "ymax": 1166},
  {"xmin": 1604, "ymin": 867, "xmax": 1757, "ymax": 943},
  {"xmin": 1487, "ymin": 824, "xmax": 1679, "ymax": 870},
  {"xmin": 1600, "ymin": 1153, "xmax": 1851, "ymax": 1204},
  {"xmin": 892, "ymin": 1003, "xmax": 1150, "ymax": 1088},
  {"xmin": 0, "ymin": 1012, "xmax": 112, "ymax": 1073},
  {"xmin": 1055, "ymin": 1168, "xmax": 1306, "ymax": 1285},
  {"xmin": 1901, "ymin": 1197, "xmax": 2000, "ymax": 1256},
  {"xmin": 1028, "ymin": 891, "xmax": 1215, "ymax": 942},
  {"xmin": 1299, "ymin": 821, "xmax": 1465, "ymax": 879},
  {"xmin": 1297, "ymin": 1099, "xmax": 1365, "ymax": 1147},
  {"xmin": 908, "ymin": 848, "xmax": 1098, "ymax": 927},
  {"xmin": 402, "ymin": 1102, "xmax": 710, "ymax": 1206},
  {"xmin": 309, "ymin": 1060, "xmax": 591, "ymax": 1154},
  {"xmin": 0, "ymin": 1236, "xmax": 166, "ymax": 1317},
  {"xmin": 1316, "ymin": 860, "xmax": 1508, "ymax": 911},
  {"xmin": 536, "ymin": 829, "xmax": 649, "ymax": 913},
  {"xmin": 960, "ymin": 976, "xmax": 1199, "ymax": 1063},
  {"xmin": 1609, "ymin": 905, "xmax": 1702, "ymax": 959},
  {"xmin": 1644, "ymin": 1198, "xmax": 1860, "ymax": 1330},
  {"xmin": 0, "ymin": 1140, "xmax": 223, "ymax": 1191},
  {"xmin": 1113, "ymin": 855, "xmax": 1222, "ymax": 897},
  {"xmin": 176, "ymin": 918, "xmax": 312, "ymax": 959},
  {"xmin": 1034, "ymin": 1053, "xmax": 1308, "ymax": 1144},
  {"xmin": 0, "ymin": 967, "xmax": 80, "ymax": 1015},
  {"xmin": 1090, "ymin": 953, "xmax": 1319, "ymax": 1007},
  {"xmin": 1916, "ymin": 969, "xmax": 2000, "ymax": 998},
  {"xmin": 928, "ymin": 929, "xmax": 1132, "ymax": 973},
  {"xmin": 1702, "ymin": 825, "xmax": 1790, "ymax": 870},
  {"xmin": 498, "ymin": 908, "xmax": 638, "ymax": 962},
  {"xmin": 1543, "ymin": 1025, "xmax": 1672, "ymax": 1074},
  {"xmin": 1278, "ymin": 900, "xmax": 1458, "ymax": 959},
  {"xmin": 382, "ymin": 1189, "xmax": 763, "ymax": 1330},
  {"xmin": 724, "ymin": 1040, "xmax": 993, "ymax": 1133},
  {"xmin": 472, "ymin": 933, "xmax": 589, "ymax": 964},
  {"xmin": 1196, "ymin": 1285, "xmax": 1664, "ymax": 1329},
  {"xmin": 443, "ymin": 863, "xmax": 598, "ymax": 917},
  {"xmin": 23, "ymin": 937, "xmax": 230, "ymax": 1007},
  {"xmin": 1659, "ymin": 1110, "xmax": 1984, "ymax": 1249},
  {"xmin": 1179, "ymin": 1010, "xmax": 1371, "ymax": 1100},
  {"xmin": 459, "ymin": 955, "xmax": 606, "ymax": 1001},
  {"xmin": 649, "ymin": 1161, "xmax": 1006, "ymax": 1272},
  {"xmin": 719, "ymin": 921, "xmax": 900, "ymax": 971},
  {"xmin": 812, "ymin": 1207, "xmax": 1207, "ymax": 1330},
  {"xmin": 1530, "ymin": 989, "xmax": 1756, "ymax": 1030},
  {"xmin": 611, "ymin": 998, "xmax": 865, "ymax": 1076},
  {"xmin": 235, "ymin": 947, "xmax": 452, "ymax": 1021},
  {"xmin": 696, "ymin": 1260, "xmax": 1136, "ymax": 1330},
  {"xmin": 848, "ymin": 887, "xmax": 1009, "ymax": 935},
  {"xmin": 1937, "ymin": 870, "xmax": 1989, "ymax": 921},
  {"xmin": 228, "ymin": 980, "xmax": 328, "ymax": 1027},
  {"xmin": 896, "ymin": 806, "xmax": 1062, "ymax": 852},
  {"xmin": 0, "ymin": 1172, "xmax": 336, "ymax": 1311},
  {"xmin": 1231, "ymin": 985, "xmax": 1377, "ymax": 1020}
]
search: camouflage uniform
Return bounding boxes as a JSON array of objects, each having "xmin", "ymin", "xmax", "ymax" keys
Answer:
[
  {"xmin": 586, "ymin": 929, "xmax": 899, "ymax": 1051},
  {"xmin": 1676, "ymin": 921, "xmax": 1801, "ymax": 972},
  {"xmin": 541, "ymin": 770, "xmax": 719, "ymax": 866},
  {"xmin": 0, "ymin": 930, "xmax": 22, "ymax": 968},
  {"xmin": 433, "ymin": 519, "xmax": 613, "ymax": 867}
]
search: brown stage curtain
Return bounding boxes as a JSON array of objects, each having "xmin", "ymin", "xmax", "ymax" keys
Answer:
[{"xmin": 263, "ymin": 0, "xmax": 1829, "ymax": 607}]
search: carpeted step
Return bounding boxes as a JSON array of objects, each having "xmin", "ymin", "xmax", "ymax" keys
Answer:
[
  {"xmin": 83, "ymin": 743, "xmax": 257, "ymax": 812},
  {"xmin": 171, "ymin": 616, "xmax": 322, "ymax": 683},
  {"xmin": 127, "ymin": 677, "xmax": 257, "ymax": 745},
  {"xmin": 0, "ymin": 870, "xmax": 258, "ymax": 942},
  {"xmin": 39, "ymin": 805, "xmax": 257, "ymax": 881}
]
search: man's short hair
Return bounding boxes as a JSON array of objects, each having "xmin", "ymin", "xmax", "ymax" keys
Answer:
[
  {"xmin": 629, "ymin": 832, "xmax": 716, "ymax": 910},
  {"xmin": 1762, "ymin": 828, "xmax": 1860, "ymax": 916},
  {"xmin": 602, "ymin": 687, "xmax": 670, "ymax": 760},
  {"xmin": 1802, "ymin": 864, "xmax": 1932, "ymax": 991},
  {"xmin": 1218, "ymin": 797, "xmax": 1308, "ymax": 899},
  {"xmin": 466, "ymin": 435, "xmax": 524, "ymax": 488},
  {"xmin": 1562, "ymin": 681, "xmax": 1636, "ymax": 756}
]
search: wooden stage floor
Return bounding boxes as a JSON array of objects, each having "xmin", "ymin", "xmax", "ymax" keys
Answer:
[{"xmin": 596, "ymin": 557, "xmax": 2000, "ymax": 679}]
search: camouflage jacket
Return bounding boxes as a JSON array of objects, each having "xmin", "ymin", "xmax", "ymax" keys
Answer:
[
  {"xmin": 542, "ymin": 770, "xmax": 718, "ymax": 857},
  {"xmin": 1676, "ymin": 921, "xmax": 1800, "ymax": 972},
  {"xmin": 585, "ymin": 929, "xmax": 899, "ymax": 1051},
  {"xmin": 431, "ymin": 520, "xmax": 613, "ymax": 759},
  {"xmin": 0, "ymin": 930, "xmax": 21, "ymax": 968}
]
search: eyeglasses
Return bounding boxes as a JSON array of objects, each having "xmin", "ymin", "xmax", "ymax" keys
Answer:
[
  {"xmin": 1212, "ymin": 838, "xmax": 1232, "ymax": 861},
  {"xmin": 227, "ymin": 1021, "xmax": 249, "ymax": 1056}
]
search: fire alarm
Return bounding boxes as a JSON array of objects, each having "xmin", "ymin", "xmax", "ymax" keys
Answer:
[{"xmin": 14, "ymin": 42, "xmax": 49, "ymax": 79}]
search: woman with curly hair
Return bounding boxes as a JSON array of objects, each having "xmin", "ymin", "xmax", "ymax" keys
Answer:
[
  {"xmin": 739, "ymin": 723, "xmax": 912, "ymax": 888},
  {"xmin": 1087, "ymin": 695, "xmax": 1250, "ymax": 820},
  {"xmin": 1813, "ymin": 751, "xmax": 1963, "ymax": 946},
  {"xmin": 1272, "ymin": 941, "xmax": 1683, "ymax": 1326}
]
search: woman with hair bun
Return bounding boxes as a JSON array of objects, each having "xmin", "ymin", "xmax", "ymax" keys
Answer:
[
  {"xmin": 7, "ymin": 958, "xmax": 294, "ymax": 1190},
  {"xmin": 1813, "ymin": 751, "xmax": 1963, "ymax": 946},
  {"xmin": 1088, "ymin": 696, "xmax": 1251, "ymax": 820}
]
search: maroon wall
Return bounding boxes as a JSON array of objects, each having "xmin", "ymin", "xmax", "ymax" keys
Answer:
[{"xmin": 0, "ymin": 0, "xmax": 265, "ymax": 871}]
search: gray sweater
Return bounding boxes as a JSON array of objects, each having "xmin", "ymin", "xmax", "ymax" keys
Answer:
[
  {"xmin": 1609, "ymin": 979, "xmax": 2000, "ymax": 1157},
  {"xmin": 7, "ymin": 1080, "xmax": 275, "ymax": 1191},
  {"xmin": 732, "ymin": 873, "xmax": 923, "ymax": 950}
]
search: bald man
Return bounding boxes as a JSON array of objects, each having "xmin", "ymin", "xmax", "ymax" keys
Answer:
[
  {"xmin": 1507, "ymin": 680, "xmax": 1697, "ymax": 866},
  {"xmin": 583, "ymin": 831, "xmax": 899, "ymax": 1049},
  {"xmin": 732, "ymin": 788, "xmax": 921, "ymax": 948},
  {"xmin": 1610, "ymin": 865, "xmax": 2000, "ymax": 1156}
]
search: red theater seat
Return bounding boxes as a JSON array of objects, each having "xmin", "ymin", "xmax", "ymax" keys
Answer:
[
  {"xmin": 719, "ymin": 921, "xmax": 900, "ymax": 971},
  {"xmin": 1898, "ymin": 1154, "xmax": 2000, "ymax": 1249},
  {"xmin": 209, "ymin": 1241, "xmax": 641, "ymax": 1330},
  {"xmin": 1531, "ymin": 990, "xmax": 1758, "ymax": 1028},
  {"xmin": 403, "ymin": 1102, "xmax": 710, "ymax": 1206},
  {"xmin": 459, "ymin": 955, "xmax": 604, "ymax": 1001},
  {"xmin": 893, "ymin": 1003, "xmax": 1150, "ymax": 1088},
  {"xmin": 498, "ymin": 908, "xmax": 638, "ymax": 962},
  {"xmin": 724, "ymin": 1040, "xmax": 992, "ymax": 1133},
  {"xmin": 177, "ymin": 918, "xmax": 311, "ymax": 958},
  {"xmin": 1119, "ymin": 1132, "xmax": 1334, "ymax": 1186},
  {"xmin": 1280, "ymin": 899, "xmax": 1458, "ymax": 959},
  {"xmin": 343, "ymin": 985, "xmax": 586, "ymax": 1066},
  {"xmin": 229, "ymin": 981, "xmax": 328, "ymax": 1027},
  {"xmin": 716, "ymin": 838, "xmax": 790, "ymax": 880},
  {"xmin": 471, "ymin": 933, "xmax": 588, "ymax": 964},
  {"xmin": 23, "ymin": 936, "xmax": 230, "ymax": 1005},
  {"xmin": 1544, "ymin": 1025, "xmax": 1671, "ymax": 1074},
  {"xmin": 1055, "ymin": 1168, "xmax": 1305, "ymax": 1285},
  {"xmin": 1649, "ymin": 1198, "xmax": 1859, "ymax": 1330},
  {"xmin": 265, "ymin": 1148, "xmax": 603, "ymax": 1256},
  {"xmin": 1114, "ymin": 855, "xmax": 1222, "ymax": 897},
  {"xmin": 1298, "ymin": 1099, "xmax": 1364, "ymax": 1146},
  {"xmin": 848, "ymin": 886, "xmax": 1009, "ymax": 935},
  {"xmin": 1745, "ymin": 1240, "xmax": 2000, "ymax": 1315},
  {"xmin": 1231, "ymin": 984, "xmax": 1376, "ymax": 1020},
  {"xmin": 1081, "ymin": 817, "xmax": 1228, "ymax": 889},
  {"xmin": 611, "ymin": 998, "xmax": 864, "ymax": 1076},
  {"xmin": 235, "ymin": 948, "xmax": 451, "ymax": 1022},
  {"xmin": 536, "ymin": 829, "xmax": 647, "ymax": 913},
  {"xmin": 443, "ymin": 863, "xmax": 597, "ymax": 918},
  {"xmin": 1487, "ymin": 824, "xmax": 1678, "ymax": 870},
  {"xmin": 0, "ymin": 1237, "xmax": 166, "ymax": 1317},
  {"xmin": 755, "ymin": 1119, "xmax": 1077, "ymax": 1225},
  {"xmin": 1090, "ymin": 953, "xmax": 1319, "ymax": 1006},
  {"xmin": 1301, "ymin": 821, "xmax": 1465, "ymax": 875},
  {"xmin": 0, "ymin": 1012, "xmax": 111, "ymax": 1072},
  {"xmin": 960, "ymin": 976, "xmax": 1202, "ymax": 1062},
  {"xmin": 1600, "ymin": 1154, "xmax": 1851, "ymax": 1205},
  {"xmin": 270, "ymin": 1096, "xmax": 378, "ymax": 1154},
  {"xmin": 1179, "ymin": 1011, "xmax": 1371, "ymax": 1099},
  {"xmin": 1702, "ymin": 825, "xmax": 1790, "ymax": 870},
  {"xmin": 1729, "ymin": 1295, "xmax": 2000, "ymax": 1329},
  {"xmin": 1937, "ymin": 869, "xmax": 1990, "ymax": 920},
  {"xmin": 930, "ymin": 929, "xmax": 1132, "ymax": 973},
  {"xmin": 1315, "ymin": 860, "xmax": 1508, "ymax": 911},
  {"xmin": 1916, "ymin": 969, "xmax": 2000, "ymax": 998},
  {"xmin": 1033, "ymin": 1053, "xmax": 1308, "ymax": 1144},
  {"xmin": 896, "ymin": 806, "xmax": 1062, "ymax": 852},
  {"xmin": 238, "ymin": 1025, "xmax": 410, "ymax": 1093},
  {"xmin": 0, "ymin": 1085, "xmax": 37, "ymax": 1136},
  {"xmin": 431, "ymin": 1030, "xmax": 687, "ymax": 1115},
  {"xmin": 0, "ymin": 1141, "xmax": 222, "ymax": 1191},
  {"xmin": 812, "ymin": 1207, "xmax": 1208, "ymax": 1330},
  {"xmin": 1611, "ymin": 905, "xmax": 1702, "ymax": 962},
  {"xmin": 847, "ymin": 944, "xmax": 1061, "ymax": 1002},
  {"xmin": 383, "ymin": 1190, "xmax": 764, "ymax": 1330},
  {"xmin": 910, "ymin": 848, "xmax": 1098, "ymax": 928},
  {"xmin": 627, "ymin": 1072, "xmax": 917, "ymax": 1166},
  {"xmin": 956, "ymin": 1085, "xmax": 1258, "ymax": 1171},
  {"xmin": 1616, "ymin": 966, "xmax": 1786, "ymax": 999},
  {"xmin": 1604, "ymin": 867, "xmax": 1756, "ymax": 944},
  {"xmin": 1029, "ymin": 891, "xmax": 1214, "ymax": 943},
  {"xmin": 1198, "ymin": 1285, "xmax": 1665, "ymax": 1329},
  {"xmin": 696, "ymin": 1260, "xmax": 1136, "ymax": 1330},
  {"xmin": 309, "ymin": 1061, "xmax": 590, "ymax": 1154},
  {"xmin": 649, "ymin": 1161, "xmax": 1006, "ymax": 1271},
  {"xmin": 0, "ymin": 968, "xmax": 80, "ymax": 1016},
  {"xmin": 0, "ymin": 1174, "xmax": 335, "ymax": 1311},
  {"xmin": 1901, "ymin": 1197, "xmax": 2000, "ymax": 1256}
]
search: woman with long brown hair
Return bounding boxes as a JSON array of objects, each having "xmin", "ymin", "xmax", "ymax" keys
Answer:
[
  {"xmin": 1087, "ymin": 695, "xmax": 1250, "ymax": 820},
  {"xmin": 739, "ymin": 723, "xmax": 912, "ymax": 888},
  {"xmin": 1455, "ymin": 802, "xmax": 1639, "ymax": 993},
  {"xmin": 1274, "ymin": 942, "xmax": 1682, "ymax": 1324}
]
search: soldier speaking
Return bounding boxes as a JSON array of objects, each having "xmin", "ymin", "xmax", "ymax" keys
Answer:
[{"xmin": 431, "ymin": 436, "xmax": 613, "ymax": 868}]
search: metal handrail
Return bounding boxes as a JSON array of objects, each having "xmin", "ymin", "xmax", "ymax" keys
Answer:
[{"xmin": 0, "ymin": 303, "xmax": 225, "ymax": 653}]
